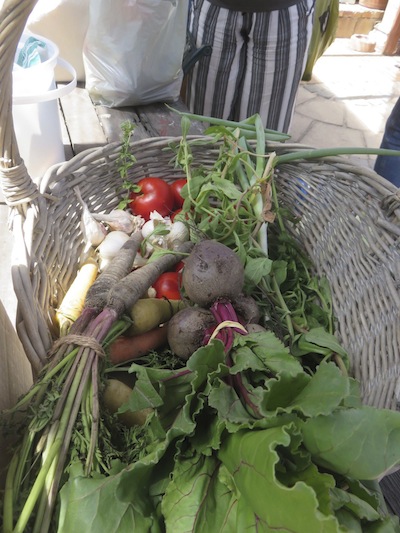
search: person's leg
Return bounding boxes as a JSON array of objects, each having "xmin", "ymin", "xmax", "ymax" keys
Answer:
[
  {"xmin": 374, "ymin": 98, "xmax": 400, "ymax": 187},
  {"xmin": 238, "ymin": 0, "xmax": 315, "ymax": 132},
  {"xmin": 185, "ymin": 1, "xmax": 247, "ymax": 120}
]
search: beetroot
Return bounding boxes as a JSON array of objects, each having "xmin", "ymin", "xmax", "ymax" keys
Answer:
[
  {"xmin": 167, "ymin": 307, "xmax": 216, "ymax": 360},
  {"xmin": 182, "ymin": 240, "xmax": 244, "ymax": 307}
]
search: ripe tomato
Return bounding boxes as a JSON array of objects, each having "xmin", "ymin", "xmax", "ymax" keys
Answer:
[
  {"xmin": 170, "ymin": 179, "xmax": 187, "ymax": 209},
  {"xmin": 153, "ymin": 271, "xmax": 182, "ymax": 300},
  {"xmin": 129, "ymin": 177, "xmax": 174, "ymax": 220}
]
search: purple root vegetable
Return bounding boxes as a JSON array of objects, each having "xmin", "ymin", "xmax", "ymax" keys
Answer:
[
  {"xmin": 245, "ymin": 323, "xmax": 267, "ymax": 333},
  {"xmin": 167, "ymin": 298, "xmax": 261, "ymax": 418},
  {"xmin": 181, "ymin": 240, "xmax": 244, "ymax": 307},
  {"xmin": 231, "ymin": 294, "xmax": 261, "ymax": 325},
  {"xmin": 167, "ymin": 307, "xmax": 216, "ymax": 360}
]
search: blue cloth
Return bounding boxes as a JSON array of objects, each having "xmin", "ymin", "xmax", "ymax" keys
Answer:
[
  {"xmin": 16, "ymin": 37, "xmax": 46, "ymax": 68},
  {"xmin": 374, "ymin": 97, "xmax": 400, "ymax": 188}
]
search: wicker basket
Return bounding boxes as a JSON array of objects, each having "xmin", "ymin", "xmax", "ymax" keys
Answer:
[{"xmin": 0, "ymin": 0, "xmax": 399, "ymax": 410}]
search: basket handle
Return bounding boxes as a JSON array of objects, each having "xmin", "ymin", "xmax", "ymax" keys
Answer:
[{"xmin": 0, "ymin": 0, "xmax": 40, "ymax": 207}]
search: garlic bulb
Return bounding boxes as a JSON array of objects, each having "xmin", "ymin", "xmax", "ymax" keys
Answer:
[
  {"xmin": 97, "ymin": 230, "xmax": 130, "ymax": 271},
  {"xmin": 74, "ymin": 187, "xmax": 107, "ymax": 247},
  {"xmin": 141, "ymin": 212, "xmax": 172, "ymax": 253},
  {"xmin": 166, "ymin": 221, "xmax": 190, "ymax": 248},
  {"xmin": 92, "ymin": 210, "xmax": 144, "ymax": 234},
  {"xmin": 142, "ymin": 213, "xmax": 190, "ymax": 254}
]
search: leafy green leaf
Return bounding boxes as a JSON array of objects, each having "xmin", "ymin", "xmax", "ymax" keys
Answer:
[
  {"xmin": 162, "ymin": 453, "xmax": 235, "ymax": 533},
  {"xmin": 244, "ymin": 256, "xmax": 273, "ymax": 286},
  {"xmin": 58, "ymin": 467, "xmax": 160, "ymax": 533},
  {"xmin": 233, "ymin": 331, "xmax": 304, "ymax": 378},
  {"xmin": 301, "ymin": 406, "xmax": 400, "ymax": 479},
  {"xmin": 218, "ymin": 425, "xmax": 343, "ymax": 532},
  {"xmin": 287, "ymin": 361, "xmax": 350, "ymax": 417},
  {"xmin": 301, "ymin": 328, "xmax": 349, "ymax": 359}
]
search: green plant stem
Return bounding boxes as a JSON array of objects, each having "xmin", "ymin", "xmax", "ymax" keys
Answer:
[
  {"xmin": 33, "ymin": 447, "xmax": 58, "ymax": 533},
  {"xmin": 270, "ymin": 275, "xmax": 295, "ymax": 340},
  {"xmin": 86, "ymin": 359, "xmax": 100, "ymax": 475},
  {"xmin": 39, "ymin": 349, "xmax": 96, "ymax": 532},
  {"xmin": 13, "ymin": 433, "xmax": 62, "ymax": 533},
  {"xmin": 274, "ymin": 146, "xmax": 400, "ymax": 165},
  {"xmin": 168, "ymin": 106, "xmax": 291, "ymax": 141},
  {"xmin": 10, "ymin": 347, "xmax": 79, "ymax": 412},
  {"xmin": 3, "ymin": 452, "xmax": 19, "ymax": 533}
]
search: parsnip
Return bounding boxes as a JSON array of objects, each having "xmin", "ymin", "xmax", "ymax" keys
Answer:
[{"xmin": 56, "ymin": 259, "xmax": 99, "ymax": 336}]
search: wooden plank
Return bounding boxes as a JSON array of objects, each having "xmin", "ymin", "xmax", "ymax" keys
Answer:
[
  {"xmin": 135, "ymin": 99, "xmax": 206, "ymax": 137},
  {"xmin": 58, "ymin": 82, "xmax": 107, "ymax": 155},
  {"xmin": 94, "ymin": 105, "xmax": 150, "ymax": 143},
  {"xmin": 58, "ymin": 100, "xmax": 74, "ymax": 161},
  {"xmin": 95, "ymin": 98, "xmax": 205, "ymax": 143}
]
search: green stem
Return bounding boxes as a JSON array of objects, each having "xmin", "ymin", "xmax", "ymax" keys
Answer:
[
  {"xmin": 13, "ymin": 431, "xmax": 35, "ymax": 501},
  {"xmin": 168, "ymin": 106, "xmax": 291, "ymax": 141},
  {"xmin": 270, "ymin": 275, "xmax": 295, "ymax": 340},
  {"xmin": 10, "ymin": 348, "xmax": 79, "ymax": 412},
  {"xmin": 39, "ymin": 349, "xmax": 95, "ymax": 532},
  {"xmin": 13, "ymin": 435, "xmax": 62, "ymax": 533},
  {"xmin": 32, "ymin": 446, "xmax": 59, "ymax": 533},
  {"xmin": 3, "ymin": 452, "xmax": 19, "ymax": 533},
  {"xmin": 274, "ymin": 146, "xmax": 400, "ymax": 166},
  {"xmin": 13, "ymin": 345, "xmax": 90, "ymax": 533},
  {"xmin": 86, "ymin": 361, "xmax": 99, "ymax": 475}
]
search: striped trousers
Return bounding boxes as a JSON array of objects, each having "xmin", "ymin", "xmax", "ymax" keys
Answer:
[{"xmin": 185, "ymin": 0, "xmax": 315, "ymax": 133}]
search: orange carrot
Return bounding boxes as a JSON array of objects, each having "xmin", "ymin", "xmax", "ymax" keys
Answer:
[{"xmin": 109, "ymin": 324, "xmax": 169, "ymax": 364}]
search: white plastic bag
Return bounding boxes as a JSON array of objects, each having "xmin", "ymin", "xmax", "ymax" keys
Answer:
[{"xmin": 83, "ymin": 0, "xmax": 189, "ymax": 107}]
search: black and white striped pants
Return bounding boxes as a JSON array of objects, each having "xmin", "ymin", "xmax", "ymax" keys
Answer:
[{"xmin": 185, "ymin": 0, "xmax": 315, "ymax": 133}]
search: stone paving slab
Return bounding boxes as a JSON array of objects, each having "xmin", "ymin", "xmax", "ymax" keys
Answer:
[{"xmin": 289, "ymin": 38, "xmax": 400, "ymax": 170}]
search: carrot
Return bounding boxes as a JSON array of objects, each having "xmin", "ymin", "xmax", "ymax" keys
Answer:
[
  {"xmin": 56, "ymin": 258, "xmax": 99, "ymax": 336},
  {"xmin": 109, "ymin": 325, "xmax": 169, "ymax": 364}
]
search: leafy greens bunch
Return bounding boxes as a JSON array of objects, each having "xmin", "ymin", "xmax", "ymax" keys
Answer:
[{"xmin": 57, "ymin": 116, "xmax": 400, "ymax": 533}]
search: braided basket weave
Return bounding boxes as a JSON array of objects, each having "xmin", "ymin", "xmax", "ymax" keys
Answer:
[{"xmin": 0, "ymin": 0, "xmax": 399, "ymax": 409}]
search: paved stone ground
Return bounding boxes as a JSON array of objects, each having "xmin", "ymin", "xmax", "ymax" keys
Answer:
[{"xmin": 289, "ymin": 38, "xmax": 400, "ymax": 169}]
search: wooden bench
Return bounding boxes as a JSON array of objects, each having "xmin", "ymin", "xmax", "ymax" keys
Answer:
[{"xmin": 59, "ymin": 82, "xmax": 205, "ymax": 159}]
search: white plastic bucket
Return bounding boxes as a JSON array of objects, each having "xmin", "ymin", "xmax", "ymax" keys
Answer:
[{"xmin": 12, "ymin": 32, "xmax": 77, "ymax": 179}]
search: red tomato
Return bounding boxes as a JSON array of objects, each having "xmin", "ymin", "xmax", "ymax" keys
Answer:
[
  {"xmin": 129, "ymin": 177, "xmax": 174, "ymax": 220},
  {"xmin": 153, "ymin": 272, "xmax": 182, "ymax": 300},
  {"xmin": 170, "ymin": 179, "xmax": 187, "ymax": 209}
]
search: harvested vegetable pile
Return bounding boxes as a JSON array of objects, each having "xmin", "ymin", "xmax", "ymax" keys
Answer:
[{"xmin": 2, "ymin": 116, "xmax": 400, "ymax": 533}]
